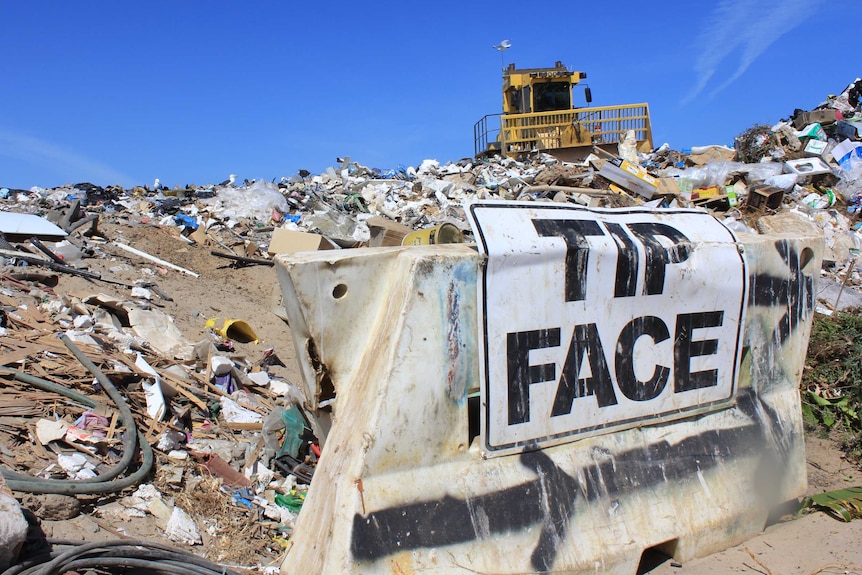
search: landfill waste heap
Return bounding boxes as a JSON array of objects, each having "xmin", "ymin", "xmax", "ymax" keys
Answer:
[{"xmin": 0, "ymin": 76, "xmax": 859, "ymax": 574}]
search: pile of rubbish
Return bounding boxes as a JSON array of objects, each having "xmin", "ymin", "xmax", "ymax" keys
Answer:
[
  {"xmin": 0, "ymin": 257, "xmax": 312, "ymax": 569},
  {"xmin": 0, "ymin": 76, "xmax": 860, "ymax": 573},
  {"xmin": 3, "ymin": 84, "xmax": 860, "ymax": 267}
]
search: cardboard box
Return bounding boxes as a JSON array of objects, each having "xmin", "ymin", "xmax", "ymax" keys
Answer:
[
  {"xmin": 795, "ymin": 123, "xmax": 826, "ymax": 141},
  {"xmin": 803, "ymin": 139, "xmax": 828, "ymax": 157},
  {"xmin": 267, "ymin": 228, "xmax": 336, "ymax": 255},
  {"xmin": 792, "ymin": 109, "xmax": 836, "ymax": 130},
  {"xmin": 748, "ymin": 185, "xmax": 784, "ymax": 211},
  {"xmin": 726, "ymin": 182, "xmax": 744, "ymax": 207},
  {"xmin": 691, "ymin": 186, "xmax": 720, "ymax": 201},
  {"xmin": 833, "ymin": 139, "xmax": 862, "ymax": 165},
  {"xmin": 366, "ymin": 216, "xmax": 414, "ymax": 247},
  {"xmin": 599, "ymin": 159, "xmax": 658, "ymax": 199}
]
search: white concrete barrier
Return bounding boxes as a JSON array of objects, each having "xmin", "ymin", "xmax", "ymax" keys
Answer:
[{"xmin": 276, "ymin": 204, "xmax": 823, "ymax": 575}]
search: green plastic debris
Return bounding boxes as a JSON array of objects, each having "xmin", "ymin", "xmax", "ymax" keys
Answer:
[
  {"xmin": 804, "ymin": 486, "xmax": 862, "ymax": 522},
  {"xmin": 275, "ymin": 491, "xmax": 305, "ymax": 513},
  {"xmin": 280, "ymin": 405, "xmax": 310, "ymax": 458}
]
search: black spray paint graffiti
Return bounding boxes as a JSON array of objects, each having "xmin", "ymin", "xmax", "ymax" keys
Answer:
[
  {"xmin": 748, "ymin": 240, "xmax": 814, "ymax": 345},
  {"xmin": 351, "ymin": 389, "xmax": 776, "ymax": 571},
  {"xmin": 351, "ymin": 449, "xmax": 578, "ymax": 571},
  {"xmin": 349, "ymin": 238, "xmax": 811, "ymax": 570}
]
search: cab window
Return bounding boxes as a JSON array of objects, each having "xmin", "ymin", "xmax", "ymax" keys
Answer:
[{"xmin": 534, "ymin": 82, "xmax": 571, "ymax": 112}]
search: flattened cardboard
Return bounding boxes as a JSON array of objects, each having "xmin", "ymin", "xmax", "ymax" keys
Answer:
[
  {"xmin": 655, "ymin": 178, "xmax": 681, "ymax": 196},
  {"xmin": 366, "ymin": 216, "xmax": 414, "ymax": 247},
  {"xmin": 267, "ymin": 228, "xmax": 336, "ymax": 255},
  {"xmin": 687, "ymin": 147, "xmax": 737, "ymax": 165}
]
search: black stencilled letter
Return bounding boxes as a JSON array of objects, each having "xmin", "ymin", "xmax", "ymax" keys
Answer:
[
  {"xmin": 605, "ymin": 222, "xmax": 638, "ymax": 298},
  {"xmin": 552, "ymin": 323, "xmax": 617, "ymax": 416},
  {"xmin": 532, "ymin": 219, "xmax": 606, "ymax": 302},
  {"xmin": 674, "ymin": 311, "xmax": 724, "ymax": 392},
  {"xmin": 626, "ymin": 222, "xmax": 691, "ymax": 295},
  {"xmin": 507, "ymin": 328, "xmax": 561, "ymax": 425},
  {"xmin": 615, "ymin": 316, "xmax": 671, "ymax": 401}
]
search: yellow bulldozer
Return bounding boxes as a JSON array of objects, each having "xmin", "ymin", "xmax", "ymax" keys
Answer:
[{"xmin": 474, "ymin": 61, "xmax": 653, "ymax": 161}]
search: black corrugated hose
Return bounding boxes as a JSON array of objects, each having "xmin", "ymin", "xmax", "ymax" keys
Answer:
[
  {"xmin": 1, "ymin": 539, "xmax": 243, "ymax": 575},
  {"xmin": 0, "ymin": 334, "xmax": 153, "ymax": 494}
]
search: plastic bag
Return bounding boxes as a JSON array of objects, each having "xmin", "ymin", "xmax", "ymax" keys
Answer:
[
  {"xmin": 617, "ymin": 130, "xmax": 638, "ymax": 163},
  {"xmin": 723, "ymin": 217, "xmax": 757, "ymax": 235},
  {"xmin": 303, "ymin": 199, "xmax": 369, "ymax": 244},
  {"xmin": 801, "ymin": 192, "xmax": 834, "ymax": 210},
  {"xmin": 263, "ymin": 405, "xmax": 310, "ymax": 459},
  {"xmin": 205, "ymin": 179, "xmax": 288, "ymax": 222},
  {"xmin": 764, "ymin": 173, "xmax": 799, "ymax": 190},
  {"xmin": 740, "ymin": 162, "xmax": 784, "ymax": 184},
  {"xmin": 661, "ymin": 161, "xmax": 744, "ymax": 189},
  {"xmin": 835, "ymin": 156, "xmax": 862, "ymax": 201}
]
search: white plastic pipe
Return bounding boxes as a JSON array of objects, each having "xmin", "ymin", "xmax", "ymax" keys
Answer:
[{"xmin": 112, "ymin": 241, "xmax": 199, "ymax": 278}]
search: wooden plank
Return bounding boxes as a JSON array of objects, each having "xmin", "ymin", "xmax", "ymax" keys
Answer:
[
  {"xmin": 0, "ymin": 336, "xmax": 28, "ymax": 348},
  {"xmin": 188, "ymin": 365, "xmax": 231, "ymax": 400},
  {"xmin": 0, "ymin": 437, "xmax": 14, "ymax": 457},
  {"xmin": 59, "ymin": 438, "xmax": 102, "ymax": 459},
  {"xmin": 144, "ymin": 417, "xmax": 165, "ymax": 446},
  {"xmin": 21, "ymin": 304, "xmax": 50, "ymax": 324},
  {"xmin": 89, "ymin": 516, "xmax": 133, "ymax": 539},
  {"xmin": 108, "ymin": 352, "xmax": 140, "ymax": 373},
  {"xmin": 204, "ymin": 347, "xmax": 213, "ymax": 392},
  {"xmin": 30, "ymin": 362, "xmax": 53, "ymax": 381},
  {"xmin": 8, "ymin": 306, "xmax": 51, "ymax": 330},
  {"xmin": 96, "ymin": 348, "xmax": 212, "ymax": 414},
  {"xmin": 157, "ymin": 370, "xmax": 209, "ymax": 411},
  {"xmin": 5, "ymin": 314, "xmax": 42, "ymax": 331},
  {"xmin": 34, "ymin": 334, "xmax": 70, "ymax": 352},
  {"xmin": 106, "ymin": 410, "xmax": 119, "ymax": 440},
  {"xmin": 0, "ymin": 344, "xmax": 40, "ymax": 366},
  {"xmin": 242, "ymin": 435, "xmax": 266, "ymax": 476},
  {"xmin": 224, "ymin": 421, "xmax": 263, "ymax": 431}
]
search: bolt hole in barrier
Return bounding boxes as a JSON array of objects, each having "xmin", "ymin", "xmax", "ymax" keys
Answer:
[
  {"xmin": 332, "ymin": 283, "xmax": 348, "ymax": 299},
  {"xmin": 800, "ymin": 246, "xmax": 816, "ymax": 273}
]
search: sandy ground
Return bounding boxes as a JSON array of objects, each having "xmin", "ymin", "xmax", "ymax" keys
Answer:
[
  {"xmin": 19, "ymin": 218, "xmax": 862, "ymax": 574},
  {"xmin": 647, "ymin": 436, "xmax": 862, "ymax": 575},
  {"xmin": 57, "ymin": 219, "xmax": 301, "ymax": 379}
]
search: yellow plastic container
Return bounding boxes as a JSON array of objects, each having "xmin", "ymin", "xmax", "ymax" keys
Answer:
[
  {"xmin": 205, "ymin": 318, "xmax": 259, "ymax": 344},
  {"xmin": 401, "ymin": 223, "xmax": 464, "ymax": 246}
]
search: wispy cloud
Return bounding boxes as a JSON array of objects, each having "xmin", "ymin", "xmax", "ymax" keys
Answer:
[
  {"xmin": 0, "ymin": 127, "xmax": 136, "ymax": 186},
  {"xmin": 682, "ymin": 0, "xmax": 824, "ymax": 105}
]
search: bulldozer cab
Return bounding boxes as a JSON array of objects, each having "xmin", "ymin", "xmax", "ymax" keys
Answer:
[
  {"xmin": 502, "ymin": 61, "xmax": 589, "ymax": 115},
  {"xmin": 474, "ymin": 61, "xmax": 651, "ymax": 162}
]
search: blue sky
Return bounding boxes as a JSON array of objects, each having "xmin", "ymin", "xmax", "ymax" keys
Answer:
[{"xmin": 0, "ymin": 0, "xmax": 854, "ymax": 189}]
